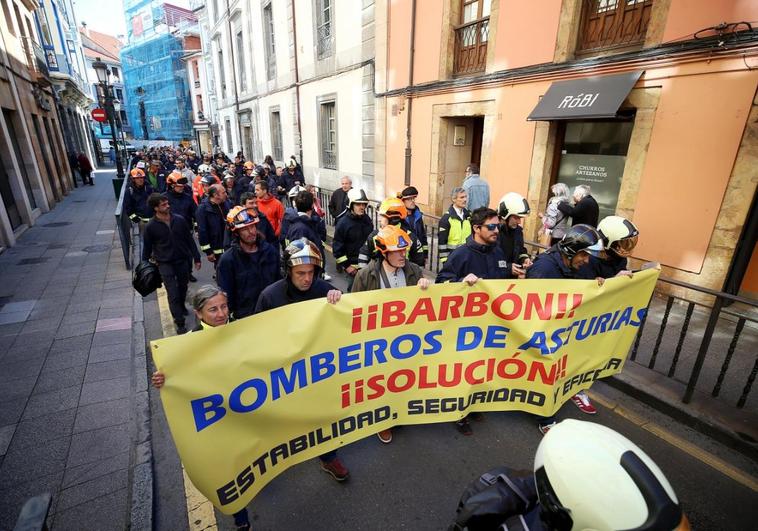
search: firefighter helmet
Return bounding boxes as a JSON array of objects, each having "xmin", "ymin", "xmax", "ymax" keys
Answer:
[
  {"xmin": 284, "ymin": 238, "xmax": 323, "ymax": 271},
  {"xmin": 597, "ymin": 216, "xmax": 639, "ymax": 257},
  {"xmin": 497, "ymin": 192, "xmax": 530, "ymax": 220},
  {"xmin": 226, "ymin": 206, "xmax": 259, "ymax": 231},
  {"xmin": 373, "ymin": 224, "xmax": 411, "ymax": 255},
  {"xmin": 347, "ymin": 188, "xmax": 370, "ymax": 208},
  {"xmin": 130, "ymin": 168, "xmax": 145, "ymax": 179},
  {"xmin": 166, "ymin": 171, "xmax": 187, "ymax": 186},
  {"xmin": 378, "ymin": 197, "xmax": 408, "ymax": 221}
]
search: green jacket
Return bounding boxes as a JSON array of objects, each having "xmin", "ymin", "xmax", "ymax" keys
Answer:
[{"xmin": 351, "ymin": 258, "xmax": 424, "ymax": 292}]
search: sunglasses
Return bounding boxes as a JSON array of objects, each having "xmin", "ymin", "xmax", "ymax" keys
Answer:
[{"xmin": 478, "ymin": 223, "xmax": 499, "ymax": 231}]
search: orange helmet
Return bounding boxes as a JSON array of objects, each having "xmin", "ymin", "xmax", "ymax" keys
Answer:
[
  {"xmin": 166, "ymin": 171, "xmax": 187, "ymax": 186},
  {"xmin": 226, "ymin": 206, "xmax": 259, "ymax": 231},
  {"xmin": 378, "ymin": 197, "xmax": 407, "ymax": 221},
  {"xmin": 374, "ymin": 224, "xmax": 411, "ymax": 254},
  {"xmin": 130, "ymin": 168, "xmax": 145, "ymax": 179}
]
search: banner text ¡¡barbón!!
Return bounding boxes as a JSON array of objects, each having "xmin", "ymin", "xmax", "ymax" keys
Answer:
[{"xmin": 151, "ymin": 269, "xmax": 658, "ymax": 514}]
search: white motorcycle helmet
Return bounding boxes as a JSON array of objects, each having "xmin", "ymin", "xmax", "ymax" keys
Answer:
[{"xmin": 534, "ymin": 420, "xmax": 688, "ymax": 531}]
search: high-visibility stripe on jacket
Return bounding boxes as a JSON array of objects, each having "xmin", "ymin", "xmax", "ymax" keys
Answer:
[{"xmin": 437, "ymin": 205, "xmax": 471, "ymax": 263}]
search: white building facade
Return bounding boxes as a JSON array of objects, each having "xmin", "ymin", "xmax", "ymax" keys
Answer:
[{"xmin": 194, "ymin": 0, "xmax": 377, "ymax": 195}]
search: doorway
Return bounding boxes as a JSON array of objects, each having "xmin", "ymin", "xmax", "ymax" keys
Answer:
[
  {"xmin": 439, "ymin": 115, "xmax": 484, "ymax": 215},
  {"xmin": 723, "ymin": 188, "xmax": 758, "ymax": 301}
]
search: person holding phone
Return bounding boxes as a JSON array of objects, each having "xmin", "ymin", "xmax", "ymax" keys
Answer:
[{"xmin": 496, "ymin": 192, "xmax": 533, "ymax": 279}]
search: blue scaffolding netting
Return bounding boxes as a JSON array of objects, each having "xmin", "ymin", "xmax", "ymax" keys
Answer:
[{"xmin": 121, "ymin": 33, "xmax": 193, "ymax": 141}]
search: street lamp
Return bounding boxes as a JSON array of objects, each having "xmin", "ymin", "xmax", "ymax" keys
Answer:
[{"xmin": 92, "ymin": 57, "xmax": 125, "ymax": 179}]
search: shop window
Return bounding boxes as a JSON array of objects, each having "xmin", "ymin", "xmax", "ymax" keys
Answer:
[
  {"xmin": 555, "ymin": 120, "xmax": 634, "ymax": 220},
  {"xmin": 576, "ymin": 0, "xmax": 653, "ymax": 54}
]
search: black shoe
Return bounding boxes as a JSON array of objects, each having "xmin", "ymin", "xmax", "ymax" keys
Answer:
[
  {"xmin": 456, "ymin": 419, "xmax": 473, "ymax": 436},
  {"xmin": 469, "ymin": 412, "xmax": 484, "ymax": 422},
  {"xmin": 189, "ymin": 274, "xmax": 197, "ymax": 282}
]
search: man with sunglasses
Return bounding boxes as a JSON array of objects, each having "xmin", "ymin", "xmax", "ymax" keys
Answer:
[{"xmin": 436, "ymin": 207, "xmax": 510, "ymax": 435}]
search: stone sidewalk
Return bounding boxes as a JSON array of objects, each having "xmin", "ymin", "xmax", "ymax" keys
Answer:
[{"xmin": 0, "ymin": 170, "xmax": 150, "ymax": 530}]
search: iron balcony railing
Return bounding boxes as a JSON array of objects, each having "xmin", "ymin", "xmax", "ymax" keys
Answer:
[
  {"xmin": 453, "ymin": 17, "xmax": 489, "ymax": 75},
  {"xmin": 20, "ymin": 36, "xmax": 50, "ymax": 80},
  {"xmin": 316, "ymin": 187, "xmax": 756, "ymax": 413}
]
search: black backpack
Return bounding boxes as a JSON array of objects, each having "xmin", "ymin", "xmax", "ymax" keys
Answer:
[
  {"xmin": 132, "ymin": 260, "xmax": 162, "ymax": 297},
  {"xmin": 450, "ymin": 467, "xmax": 539, "ymax": 531}
]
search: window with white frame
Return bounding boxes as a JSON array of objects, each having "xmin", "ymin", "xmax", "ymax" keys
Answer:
[
  {"xmin": 319, "ymin": 98, "xmax": 337, "ymax": 169},
  {"xmin": 263, "ymin": 3, "xmax": 276, "ymax": 80},
  {"xmin": 315, "ymin": 0, "xmax": 334, "ymax": 59},
  {"xmin": 269, "ymin": 108, "xmax": 282, "ymax": 161}
]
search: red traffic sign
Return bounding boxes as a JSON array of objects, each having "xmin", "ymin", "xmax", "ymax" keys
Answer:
[{"xmin": 91, "ymin": 108, "xmax": 107, "ymax": 122}]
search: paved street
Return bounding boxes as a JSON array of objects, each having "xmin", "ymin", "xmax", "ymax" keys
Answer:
[
  {"xmin": 0, "ymin": 169, "xmax": 149, "ymax": 530},
  {"xmin": 1, "ymin": 170, "xmax": 757, "ymax": 530}
]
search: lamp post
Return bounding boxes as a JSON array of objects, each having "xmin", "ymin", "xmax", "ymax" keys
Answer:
[{"xmin": 92, "ymin": 57, "xmax": 124, "ymax": 179}]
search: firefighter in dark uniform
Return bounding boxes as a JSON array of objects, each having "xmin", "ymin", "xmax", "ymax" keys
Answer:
[
  {"xmin": 124, "ymin": 168, "xmax": 154, "ymax": 225},
  {"xmin": 217, "ymin": 207, "xmax": 281, "ymax": 319},
  {"xmin": 196, "ymin": 183, "xmax": 230, "ymax": 268},
  {"xmin": 332, "ymin": 188, "xmax": 374, "ymax": 290},
  {"xmin": 496, "ymin": 192, "xmax": 533, "ymax": 278},
  {"xmin": 358, "ymin": 197, "xmax": 425, "ymax": 268}
]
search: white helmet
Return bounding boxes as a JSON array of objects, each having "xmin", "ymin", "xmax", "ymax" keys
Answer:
[
  {"xmin": 347, "ymin": 188, "xmax": 369, "ymax": 208},
  {"xmin": 535, "ymin": 420, "xmax": 686, "ymax": 531},
  {"xmin": 198, "ymin": 164, "xmax": 212, "ymax": 175},
  {"xmin": 497, "ymin": 192, "xmax": 530, "ymax": 220},
  {"xmin": 288, "ymin": 184, "xmax": 307, "ymax": 199},
  {"xmin": 597, "ymin": 216, "xmax": 640, "ymax": 257}
]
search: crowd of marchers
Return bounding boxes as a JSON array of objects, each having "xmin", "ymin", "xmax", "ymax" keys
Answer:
[{"xmin": 131, "ymin": 147, "xmax": 650, "ymax": 531}]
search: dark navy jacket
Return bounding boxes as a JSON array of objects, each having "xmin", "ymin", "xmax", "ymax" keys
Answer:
[
  {"xmin": 217, "ymin": 239, "xmax": 281, "ymax": 319},
  {"xmin": 436, "ymin": 237, "xmax": 510, "ymax": 283},
  {"xmin": 284, "ymin": 211, "xmax": 326, "ymax": 256},
  {"xmin": 406, "ymin": 207, "xmax": 428, "ymax": 256},
  {"xmin": 166, "ymin": 188, "xmax": 197, "ymax": 226},
  {"xmin": 255, "ymin": 278, "xmax": 335, "ymax": 313},
  {"xmin": 123, "ymin": 182, "xmax": 154, "ymax": 222},
  {"xmin": 196, "ymin": 198, "xmax": 229, "ymax": 256},
  {"xmin": 525, "ymin": 246, "xmax": 574, "ymax": 279},
  {"xmin": 576, "ymin": 253, "xmax": 628, "ymax": 280},
  {"xmin": 497, "ymin": 225, "xmax": 529, "ymax": 267},
  {"xmin": 333, "ymin": 212, "xmax": 374, "ymax": 269}
]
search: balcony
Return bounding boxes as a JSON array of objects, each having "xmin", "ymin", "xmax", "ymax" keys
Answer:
[
  {"xmin": 576, "ymin": 0, "xmax": 654, "ymax": 54},
  {"xmin": 21, "ymin": 36, "xmax": 50, "ymax": 86},
  {"xmin": 453, "ymin": 17, "xmax": 489, "ymax": 76}
]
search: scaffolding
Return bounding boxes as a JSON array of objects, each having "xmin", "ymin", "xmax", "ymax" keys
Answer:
[{"xmin": 121, "ymin": 33, "xmax": 193, "ymax": 141}]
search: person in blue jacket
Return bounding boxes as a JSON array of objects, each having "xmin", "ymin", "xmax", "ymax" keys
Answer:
[
  {"xmin": 285, "ymin": 190, "xmax": 326, "ymax": 255},
  {"xmin": 526, "ymin": 224, "xmax": 604, "ymax": 433},
  {"xmin": 577, "ymin": 215, "xmax": 639, "ymax": 280},
  {"xmin": 436, "ymin": 207, "xmax": 509, "ymax": 435},
  {"xmin": 216, "ymin": 207, "xmax": 281, "ymax": 319}
]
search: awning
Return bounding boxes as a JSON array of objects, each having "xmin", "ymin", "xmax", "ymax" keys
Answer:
[{"xmin": 527, "ymin": 71, "xmax": 643, "ymax": 121}]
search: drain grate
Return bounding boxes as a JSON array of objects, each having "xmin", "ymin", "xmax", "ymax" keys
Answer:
[
  {"xmin": 47, "ymin": 243, "xmax": 68, "ymax": 250},
  {"xmin": 82, "ymin": 244, "xmax": 111, "ymax": 253},
  {"xmin": 41, "ymin": 222, "xmax": 71, "ymax": 228},
  {"xmin": 17, "ymin": 257, "xmax": 50, "ymax": 265}
]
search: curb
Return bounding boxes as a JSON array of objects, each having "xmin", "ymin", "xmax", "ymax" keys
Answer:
[
  {"xmin": 606, "ymin": 366, "xmax": 758, "ymax": 463},
  {"xmin": 129, "ymin": 234, "xmax": 153, "ymax": 531}
]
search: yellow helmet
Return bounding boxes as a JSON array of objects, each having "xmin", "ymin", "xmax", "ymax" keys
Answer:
[{"xmin": 378, "ymin": 197, "xmax": 408, "ymax": 221}]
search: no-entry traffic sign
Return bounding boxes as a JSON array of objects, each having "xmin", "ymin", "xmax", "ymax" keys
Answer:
[{"xmin": 91, "ymin": 108, "xmax": 107, "ymax": 122}]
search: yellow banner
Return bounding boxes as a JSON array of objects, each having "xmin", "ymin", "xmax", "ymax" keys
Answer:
[{"xmin": 151, "ymin": 269, "xmax": 658, "ymax": 514}]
